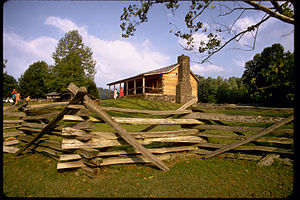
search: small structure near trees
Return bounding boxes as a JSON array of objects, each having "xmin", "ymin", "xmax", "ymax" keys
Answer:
[
  {"xmin": 107, "ymin": 55, "xmax": 198, "ymax": 104},
  {"xmin": 46, "ymin": 92, "xmax": 61, "ymax": 102},
  {"xmin": 46, "ymin": 92, "xmax": 73, "ymax": 102}
]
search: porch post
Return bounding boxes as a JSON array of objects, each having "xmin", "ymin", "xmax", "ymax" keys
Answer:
[
  {"xmin": 126, "ymin": 81, "xmax": 128, "ymax": 95},
  {"xmin": 142, "ymin": 77, "xmax": 145, "ymax": 94},
  {"xmin": 134, "ymin": 79, "xmax": 136, "ymax": 95},
  {"xmin": 113, "ymin": 84, "xmax": 116, "ymax": 98},
  {"xmin": 108, "ymin": 85, "xmax": 111, "ymax": 98}
]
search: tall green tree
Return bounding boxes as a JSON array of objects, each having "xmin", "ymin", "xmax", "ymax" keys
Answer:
[
  {"xmin": 3, "ymin": 59, "xmax": 19, "ymax": 98},
  {"xmin": 18, "ymin": 61, "xmax": 50, "ymax": 99},
  {"xmin": 242, "ymin": 43, "xmax": 294, "ymax": 106},
  {"xmin": 50, "ymin": 30, "xmax": 98, "ymax": 97}
]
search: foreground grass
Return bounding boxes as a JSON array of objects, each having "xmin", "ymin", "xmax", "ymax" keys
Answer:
[{"xmin": 3, "ymin": 153, "xmax": 294, "ymax": 198}]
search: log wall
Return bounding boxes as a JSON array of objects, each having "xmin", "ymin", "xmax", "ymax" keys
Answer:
[{"xmin": 162, "ymin": 67, "xmax": 198, "ymax": 97}]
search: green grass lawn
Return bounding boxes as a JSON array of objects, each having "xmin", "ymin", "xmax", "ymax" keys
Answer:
[
  {"xmin": 3, "ymin": 153, "xmax": 294, "ymax": 198},
  {"xmin": 3, "ymin": 97, "xmax": 294, "ymax": 198}
]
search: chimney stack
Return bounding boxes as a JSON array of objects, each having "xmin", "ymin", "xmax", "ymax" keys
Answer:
[{"xmin": 176, "ymin": 55, "xmax": 192, "ymax": 104}]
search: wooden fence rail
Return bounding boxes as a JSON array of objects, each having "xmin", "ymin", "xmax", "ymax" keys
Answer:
[{"xmin": 3, "ymin": 83, "xmax": 294, "ymax": 176}]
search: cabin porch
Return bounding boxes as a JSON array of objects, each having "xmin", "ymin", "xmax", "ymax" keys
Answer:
[{"xmin": 107, "ymin": 75, "xmax": 163, "ymax": 98}]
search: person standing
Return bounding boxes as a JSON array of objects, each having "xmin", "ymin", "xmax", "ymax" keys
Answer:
[
  {"xmin": 113, "ymin": 89, "xmax": 118, "ymax": 100},
  {"xmin": 120, "ymin": 87, "xmax": 124, "ymax": 98},
  {"xmin": 25, "ymin": 96, "xmax": 30, "ymax": 104},
  {"xmin": 14, "ymin": 92, "xmax": 21, "ymax": 105},
  {"xmin": 11, "ymin": 89, "xmax": 17, "ymax": 105}
]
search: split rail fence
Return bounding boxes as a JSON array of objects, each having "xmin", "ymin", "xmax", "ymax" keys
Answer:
[{"xmin": 3, "ymin": 83, "xmax": 294, "ymax": 176}]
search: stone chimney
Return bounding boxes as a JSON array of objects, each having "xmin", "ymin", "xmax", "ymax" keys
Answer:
[{"xmin": 176, "ymin": 55, "xmax": 192, "ymax": 104}]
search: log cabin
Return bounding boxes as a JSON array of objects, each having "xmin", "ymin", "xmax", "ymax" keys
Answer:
[{"xmin": 107, "ymin": 55, "xmax": 198, "ymax": 104}]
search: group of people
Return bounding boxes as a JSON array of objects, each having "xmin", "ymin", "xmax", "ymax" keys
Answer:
[
  {"xmin": 113, "ymin": 87, "xmax": 124, "ymax": 100},
  {"xmin": 10, "ymin": 89, "xmax": 30, "ymax": 105}
]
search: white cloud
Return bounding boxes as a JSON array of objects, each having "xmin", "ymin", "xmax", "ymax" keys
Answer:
[
  {"xmin": 45, "ymin": 16, "xmax": 88, "ymax": 35},
  {"xmin": 3, "ymin": 31, "xmax": 57, "ymax": 77},
  {"xmin": 4, "ymin": 16, "xmax": 171, "ymax": 88},
  {"xmin": 45, "ymin": 16, "xmax": 170, "ymax": 88},
  {"xmin": 233, "ymin": 57, "xmax": 247, "ymax": 68},
  {"xmin": 191, "ymin": 63, "xmax": 224, "ymax": 75},
  {"xmin": 231, "ymin": 15, "xmax": 277, "ymax": 47}
]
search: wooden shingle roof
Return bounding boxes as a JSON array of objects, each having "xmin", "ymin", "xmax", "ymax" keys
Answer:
[{"xmin": 107, "ymin": 63, "xmax": 198, "ymax": 86}]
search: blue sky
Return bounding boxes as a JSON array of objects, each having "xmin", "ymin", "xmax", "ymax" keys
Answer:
[{"xmin": 3, "ymin": 1, "xmax": 294, "ymax": 88}]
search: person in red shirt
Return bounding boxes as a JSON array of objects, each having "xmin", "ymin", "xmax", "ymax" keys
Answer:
[
  {"xmin": 120, "ymin": 88, "xmax": 124, "ymax": 98},
  {"xmin": 11, "ymin": 89, "xmax": 17, "ymax": 105}
]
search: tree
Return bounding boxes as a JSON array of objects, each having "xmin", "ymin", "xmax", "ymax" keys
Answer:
[
  {"xmin": 120, "ymin": 1, "xmax": 294, "ymax": 63},
  {"xmin": 3, "ymin": 59, "xmax": 18, "ymax": 98},
  {"xmin": 18, "ymin": 61, "xmax": 50, "ymax": 99},
  {"xmin": 197, "ymin": 75, "xmax": 248, "ymax": 104},
  {"xmin": 242, "ymin": 43, "xmax": 294, "ymax": 106},
  {"xmin": 50, "ymin": 30, "xmax": 97, "ymax": 94},
  {"xmin": 198, "ymin": 76, "xmax": 218, "ymax": 103}
]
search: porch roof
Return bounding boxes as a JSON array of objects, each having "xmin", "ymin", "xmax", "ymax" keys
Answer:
[{"xmin": 107, "ymin": 64, "xmax": 179, "ymax": 86}]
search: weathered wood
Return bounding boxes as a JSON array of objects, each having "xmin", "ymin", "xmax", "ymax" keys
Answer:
[
  {"xmin": 22, "ymin": 112, "xmax": 60, "ymax": 121},
  {"xmin": 68, "ymin": 83, "xmax": 170, "ymax": 172},
  {"xmin": 257, "ymin": 154, "xmax": 280, "ymax": 166},
  {"xmin": 143, "ymin": 135, "xmax": 206, "ymax": 144},
  {"xmin": 178, "ymin": 97, "xmax": 198, "ymax": 110},
  {"xmin": 112, "ymin": 117, "xmax": 204, "ymax": 125},
  {"xmin": 197, "ymin": 132, "xmax": 293, "ymax": 144},
  {"xmin": 140, "ymin": 97, "xmax": 198, "ymax": 132},
  {"xmin": 67, "ymin": 104, "xmax": 192, "ymax": 115},
  {"xmin": 192, "ymin": 104, "xmax": 294, "ymax": 112},
  {"xmin": 3, "ymin": 140, "xmax": 20, "ymax": 146},
  {"xmin": 62, "ymin": 138, "xmax": 125, "ymax": 149},
  {"xmin": 3, "ymin": 125, "xmax": 22, "ymax": 130},
  {"xmin": 24, "ymin": 102, "xmax": 68, "ymax": 111},
  {"xmin": 75, "ymin": 108, "xmax": 91, "ymax": 116},
  {"xmin": 72, "ymin": 121, "xmax": 95, "ymax": 130},
  {"xmin": 59, "ymin": 154, "xmax": 82, "ymax": 161},
  {"xmin": 18, "ymin": 127, "xmax": 44, "ymax": 133},
  {"xmin": 194, "ymin": 149, "xmax": 264, "ymax": 161},
  {"xmin": 4, "ymin": 136, "xmax": 17, "ymax": 142},
  {"xmin": 3, "ymin": 120, "xmax": 24, "ymax": 124},
  {"xmin": 15, "ymin": 87, "xmax": 88, "ymax": 155},
  {"xmin": 63, "ymin": 115, "xmax": 203, "ymax": 125},
  {"xmin": 21, "ymin": 122, "xmax": 47, "ymax": 129},
  {"xmin": 197, "ymin": 143, "xmax": 293, "ymax": 154},
  {"xmin": 99, "ymin": 106, "xmax": 192, "ymax": 115},
  {"xmin": 81, "ymin": 166, "xmax": 99, "ymax": 177},
  {"xmin": 33, "ymin": 146, "xmax": 62, "ymax": 157},
  {"xmin": 97, "ymin": 145, "xmax": 198, "ymax": 157},
  {"xmin": 18, "ymin": 127, "xmax": 62, "ymax": 135},
  {"xmin": 3, "ymin": 112, "xmax": 26, "ymax": 117},
  {"xmin": 18, "ymin": 135, "xmax": 64, "ymax": 151},
  {"xmin": 3, "ymin": 131, "xmax": 26, "ymax": 138},
  {"xmin": 182, "ymin": 112, "xmax": 285, "ymax": 123},
  {"xmin": 63, "ymin": 115, "xmax": 102, "ymax": 122},
  {"xmin": 204, "ymin": 115, "xmax": 294, "ymax": 159},
  {"xmin": 67, "ymin": 104, "xmax": 85, "ymax": 109},
  {"xmin": 82, "ymin": 157, "xmax": 103, "ymax": 167},
  {"xmin": 130, "ymin": 129, "xmax": 200, "ymax": 138},
  {"xmin": 57, "ymin": 160, "xmax": 86, "ymax": 170},
  {"xmin": 4, "ymin": 101, "xmax": 27, "ymax": 112},
  {"xmin": 3, "ymin": 145, "xmax": 20, "ymax": 154},
  {"xmin": 75, "ymin": 148, "xmax": 100, "ymax": 159},
  {"xmin": 190, "ymin": 124, "xmax": 293, "ymax": 135},
  {"xmin": 62, "ymin": 127, "xmax": 87, "ymax": 137}
]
